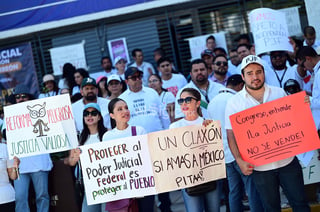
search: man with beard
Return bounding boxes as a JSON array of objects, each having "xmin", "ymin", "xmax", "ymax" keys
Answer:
[
  {"xmin": 175, "ymin": 59, "xmax": 224, "ymax": 119},
  {"xmin": 225, "ymin": 55, "xmax": 310, "ymax": 212},
  {"xmin": 265, "ymin": 51, "xmax": 304, "ymax": 88},
  {"xmin": 94, "ymin": 56, "xmax": 117, "ymax": 80},
  {"xmin": 72, "ymin": 77, "xmax": 110, "ymax": 132},
  {"xmin": 210, "ymin": 54, "xmax": 229, "ymax": 86}
]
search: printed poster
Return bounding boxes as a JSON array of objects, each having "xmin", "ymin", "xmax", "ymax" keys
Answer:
[{"xmin": 107, "ymin": 37, "xmax": 130, "ymax": 64}]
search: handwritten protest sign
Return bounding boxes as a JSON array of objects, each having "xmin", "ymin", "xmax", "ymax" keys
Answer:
[
  {"xmin": 80, "ymin": 123, "xmax": 226, "ymax": 205},
  {"xmin": 278, "ymin": 6, "xmax": 302, "ymax": 37},
  {"xmin": 230, "ymin": 91, "xmax": 320, "ymax": 166},
  {"xmin": 4, "ymin": 94, "xmax": 78, "ymax": 159},
  {"xmin": 148, "ymin": 121, "xmax": 226, "ymax": 193},
  {"xmin": 301, "ymin": 151, "xmax": 320, "ymax": 185},
  {"xmin": 249, "ymin": 8, "xmax": 293, "ymax": 55}
]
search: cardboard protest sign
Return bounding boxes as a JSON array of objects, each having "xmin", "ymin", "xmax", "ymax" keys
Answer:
[
  {"xmin": 148, "ymin": 121, "xmax": 226, "ymax": 193},
  {"xmin": 230, "ymin": 91, "xmax": 320, "ymax": 166},
  {"xmin": 80, "ymin": 134, "xmax": 156, "ymax": 205},
  {"xmin": 301, "ymin": 151, "xmax": 320, "ymax": 185},
  {"xmin": 278, "ymin": 6, "xmax": 302, "ymax": 37},
  {"xmin": 249, "ymin": 8, "xmax": 293, "ymax": 55},
  {"xmin": 4, "ymin": 94, "xmax": 78, "ymax": 159}
]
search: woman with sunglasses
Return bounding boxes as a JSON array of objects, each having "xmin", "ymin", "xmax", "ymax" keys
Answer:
[
  {"xmin": 67, "ymin": 103, "xmax": 107, "ymax": 212},
  {"xmin": 170, "ymin": 87, "xmax": 219, "ymax": 212},
  {"xmin": 102, "ymin": 98, "xmax": 146, "ymax": 212},
  {"xmin": 148, "ymin": 74, "xmax": 175, "ymax": 123}
]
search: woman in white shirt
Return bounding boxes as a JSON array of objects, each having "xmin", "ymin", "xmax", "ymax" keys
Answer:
[
  {"xmin": 0, "ymin": 142, "xmax": 20, "ymax": 212},
  {"xmin": 169, "ymin": 88, "xmax": 219, "ymax": 212},
  {"xmin": 67, "ymin": 103, "xmax": 107, "ymax": 212},
  {"xmin": 102, "ymin": 98, "xmax": 146, "ymax": 212}
]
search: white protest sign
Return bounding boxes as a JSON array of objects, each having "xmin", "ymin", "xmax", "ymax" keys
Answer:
[
  {"xmin": 49, "ymin": 41, "xmax": 87, "ymax": 76},
  {"xmin": 4, "ymin": 94, "xmax": 78, "ymax": 159},
  {"xmin": 278, "ymin": 7, "xmax": 302, "ymax": 37},
  {"xmin": 305, "ymin": 0, "xmax": 320, "ymax": 41},
  {"xmin": 186, "ymin": 32, "xmax": 227, "ymax": 60},
  {"xmin": 80, "ymin": 134, "xmax": 156, "ymax": 205},
  {"xmin": 301, "ymin": 150, "xmax": 320, "ymax": 185},
  {"xmin": 249, "ymin": 8, "xmax": 293, "ymax": 55}
]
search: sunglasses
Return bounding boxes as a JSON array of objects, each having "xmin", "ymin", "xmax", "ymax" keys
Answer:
[
  {"xmin": 15, "ymin": 94, "xmax": 28, "ymax": 99},
  {"xmin": 215, "ymin": 61, "xmax": 228, "ymax": 66},
  {"xmin": 177, "ymin": 96, "xmax": 198, "ymax": 105},
  {"xmin": 128, "ymin": 75, "xmax": 142, "ymax": 81},
  {"xmin": 83, "ymin": 110, "xmax": 99, "ymax": 117}
]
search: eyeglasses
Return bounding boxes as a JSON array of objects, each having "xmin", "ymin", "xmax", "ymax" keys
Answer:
[
  {"xmin": 15, "ymin": 94, "xmax": 28, "ymax": 99},
  {"xmin": 177, "ymin": 96, "xmax": 198, "ymax": 105},
  {"xmin": 128, "ymin": 75, "xmax": 142, "ymax": 81},
  {"xmin": 215, "ymin": 61, "xmax": 228, "ymax": 66},
  {"xmin": 83, "ymin": 110, "xmax": 99, "ymax": 117},
  {"xmin": 148, "ymin": 79, "xmax": 159, "ymax": 84}
]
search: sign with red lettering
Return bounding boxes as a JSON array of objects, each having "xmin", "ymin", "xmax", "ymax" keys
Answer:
[
  {"xmin": 4, "ymin": 94, "xmax": 78, "ymax": 159},
  {"xmin": 79, "ymin": 122, "xmax": 225, "ymax": 205},
  {"xmin": 230, "ymin": 91, "xmax": 320, "ymax": 166}
]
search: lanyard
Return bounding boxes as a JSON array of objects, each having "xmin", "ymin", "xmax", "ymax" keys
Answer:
[{"xmin": 273, "ymin": 67, "xmax": 287, "ymax": 88}]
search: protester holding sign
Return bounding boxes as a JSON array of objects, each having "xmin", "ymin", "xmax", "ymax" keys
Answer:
[
  {"xmin": 225, "ymin": 55, "xmax": 310, "ymax": 211},
  {"xmin": 102, "ymin": 98, "xmax": 146, "ymax": 212},
  {"xmin": 170, "ymin": 87, "xmax": 219, "ymax": 212},
  {"xmin": 67, "ymin": 103, "xmax": 107, "ymax": 212}
]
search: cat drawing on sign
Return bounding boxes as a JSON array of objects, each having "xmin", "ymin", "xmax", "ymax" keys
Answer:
[{"xmin": 27, "ymin": 102, "xmax": 50, "ymax": 137}]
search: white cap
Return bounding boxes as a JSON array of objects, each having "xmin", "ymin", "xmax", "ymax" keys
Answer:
[
  {"xmin": 114, "ymin": 56, "xmax": 127, "ymax": 65},
  {"xmin": 240, "ymin": 55, "xmax": 264, "ymax": 71},
  {"xmin": 43, "ymin": 74, "xmax": 55, "ymax": 83},
  {"xmin": 107, "ymin": 74, "xmax": 121, "ymax": 84}
]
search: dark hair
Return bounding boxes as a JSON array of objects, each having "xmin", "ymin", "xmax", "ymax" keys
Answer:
[
  {"xmin": 213, "ymin": 47, "xmax": 227, "ymax": 56},
  {"xmin": 62, "ymin": 63, "xmax": 76, "ymax": 92},
  {"xmin": 100, "ymin": 56, "xmax": 112, "ymax": 65},
  {"xmin": 157, "ymin": 56, "xmax": 171, "ymax": 67},
  {"xmin": 236, "ymin": 43, "xmax": 252, "ymax": 51},
  {"xmin": 148, "ymin": 74, "xmax": 167, "ymax": 92},
  {"xmin": 108, "ymin": 98, "xmax": 127, "ymax": 129},
  {"xmin": 74, "ymin": 68, "xmax": 89, "ymax": 80},
  {"xmin": 71, "ymin": 93, "xmax": 83, "ymax": 103},
  {"xmin": 206, "ymin": 35, "xmax": 215, "ymax": 42},
  {"xmin": 79, "ymin": 110, "xmax": 107, "ymax": 145},
  {"xmin": 190, "ymin": 58, "xmax": 208, "ymax": 70},
  {"xmin": 43, "ymin": 78, "xmax": 60, "ymax": 95},
  {"xmin": 234, "ymin": 33, "xmax": 252, "ymax": 44},
  {"xmin": 213, "ymin": 54, "xmax": 228, "ymax": 63},
  {"xmin": 296, "ymin": 46, "xmax": 318, "ymax": 61},
  {"xmin": 180, "ymin": 88, "xmax": 202, "ymax": 116},
  {"xmin": 227, "ymin": 74, "xmax": 244, "ymax": 87},
  {"xmin": 132, "ymin": 48, "xmax": 142, "ymax": 57},
  {"xmin": 304, "ymin": 26, "xmax": 316, "ymax": 36}
]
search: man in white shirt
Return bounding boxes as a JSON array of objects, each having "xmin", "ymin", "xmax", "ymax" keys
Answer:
[
  {"xmin": 175, "ymin": 59, "xmax": 224, "ymax": 120},
  {"xmin": 157, "ymin": 57, "xmax": 187, "ymax": 96},
  {"xmin": 225, "ymin": 55, "xmax": 309, "ymax": 211},
  {"xmin": 119, "ymin": 66, "xmax": 170, "ymax": 212},
  {"xmin": 93, "ymin": 56, "xmax": 117, "ymax": 80},
  {"xmin": 129, "ymin": 48, "xmax": 155, "ymax": 86},
  {"xmin": 72, "ymin": 77, "xmax": 110, "ymax": 132}
]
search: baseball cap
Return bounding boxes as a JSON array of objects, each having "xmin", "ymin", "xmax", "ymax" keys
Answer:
[
  {"xmin": 81, "ymin": 77, "xmax": 97, "ymax": 88},
  {"xmin": 43, "ymin": 74, "xmax": 55, "ymax": 84},
  {"xmin": 201, "ymin": 49, "xmax": 214, "ymax": 58},
  {"xmin": 240, "ymin": 55, "xmax": 264, "ymax": 71},
  {"xmin": 107, "ymin": 74, "xmax": 121, "ymax": 84},
  {"xmin": 114, "ymin": 56, "xmax": 127, "ymax": 65},
  {"xmin": 125, "ymin": 67, "xmax": 143, "ymax": 79},
  {"xmin": 83, "ymin": 103, "xmax": 101, "ymax": 113},
  {"xmin": 96, "ymin": 76, "xmax": 107, "ymax": 84}
]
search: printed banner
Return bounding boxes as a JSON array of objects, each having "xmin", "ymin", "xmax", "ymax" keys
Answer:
[
  {"xmin": 49, "ymin": 41, "xmax": 87, "ymax": 76},
  {"xmin": 230, "ymin": 91, "xmax": 320, "ymax": 166},
  {"xmin": 278, "ymin": 7, "xmax": 302, "ymax": 37},
  {"xmin": 79, "ymin": 122, "xmax": 226, "ymax": 205},
  {"xmin": 107, "ymin": 37, "xmax": 130, "ymax": 64},
  {"xmin": 4, "ymin": 94, "xmax": 78, "ymax": 159},
  {"xmin": 249, "ymin": 8, "xmax": 293, "ymax": 55},
  {"xmin": 0, "ymin": 42, "xmax": 39, "ymax": 102}
]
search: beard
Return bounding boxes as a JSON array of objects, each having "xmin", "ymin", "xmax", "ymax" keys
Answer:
[
  {"xmin": 195, "ymin": 74, "xmax": 207, "ymax": 85},
  {"xmin": 214, "ymin": 69, "xmax": 227, "ymax": 76},
  {"xmin": 84, "ymin": 93, "xmax": 97, "ymax": 101}
]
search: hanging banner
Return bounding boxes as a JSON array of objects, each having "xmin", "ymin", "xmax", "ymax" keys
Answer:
[
  {"xmin": 4, "ymin": 94, "xmax": 78, "ymax": 159},
  {"xmin": 0, "ymin": 42, "xmax": 39, "ymax": 103},
  {"xmin": 107, "ymin": 37, "xmax": 130, "ymax": 64},
  {"xmin": 278, "ymin": 6, "xmax": 302, "ymax": 37},
  {"xmin": 249, "ymin": 8, "xmax": 293, "ymax": 55},
  {"xmin": 186, "ymin": 32, "xmax": 228, "ymax": 60},
  {"xmin": 79, "ymin": 122, "xmax": 226, "ymax": 205},
  {"xmin": 49, "ymin": 41, "xmax": 87, "ymax": 76},
  {"xmin": 230, "ymin": 91, "xmax": 320, "ymax": 166}
]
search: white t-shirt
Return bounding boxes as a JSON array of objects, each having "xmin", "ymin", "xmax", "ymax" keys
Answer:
[
  {"xmin": 162, "ymin": 74, "xmax": 187, "ymax": 97},
  {"xmin": 225, "ymin": 84, "xmax": 293, "ymax": 171},
  {"xmin": 84, "ymin": 133, "xmax": 100, "ymax": 145},
  {"xmin": 169, "ymin": 116, "xmax": 204, "ymax": 129},
  {"xmin": 72, "ymin": 86, "xmax": 80, "ymax": 95},
  {"xmin": 38, "ymin": 90, "xmax": 60, "ymax": 99},
  {"xmin": 130, "ymin": 61, "xmax": 155, "ymax": 86},
  {"xmin": 102, "ymin": 125, "xmax": 146, "ymax": 141},
  {"xmin": 92, "ymin": 69, "xmax": 118, "ymax": 80},
  {"xmin": 159, "ymin": 91, "xmax": 175, "ymax": 125},
  {"xmin": 72, "ymin": 97, "xmax": 111, "ymax": 132},
  {"xmin": 119, "ymin": 87, "xmax": 170, "ymax": 132},
  {"xmin": 0, "ymin": 143, "xmax": 15, "ymax": 204}
]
